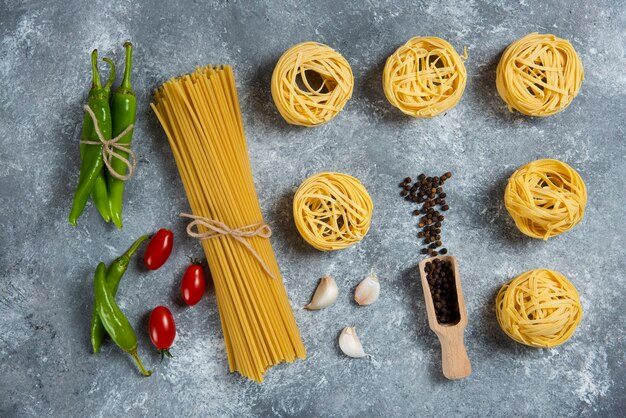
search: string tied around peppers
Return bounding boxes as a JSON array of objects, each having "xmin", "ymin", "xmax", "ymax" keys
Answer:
[
  {"xmin": 181, "ymin": 213, "xmax": 276, "ymax": 279},
  {"xmin": 80, "ymin": 104, "xmax": 136, "ymax": 181}
]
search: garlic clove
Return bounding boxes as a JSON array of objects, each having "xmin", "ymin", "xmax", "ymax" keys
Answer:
[
  {"xmin": 305, "ymin": 275, "xmax": 338, "ymax": 310},
  {"xmin": 354, "ymin": 272, "xmax": 380, "ymax": 306},
  {"xmin": 338, "ymin": 326, "xmax": 367, "ymax": 358}
]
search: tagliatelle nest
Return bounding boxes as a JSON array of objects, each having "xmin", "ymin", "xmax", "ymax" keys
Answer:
[
  {"xmin": 271, "ymin": 42, "xmax": 353, "ymax": 127},
  {"xmin": 504, "ymin": 159, "xmax": 587, "ymax": 240},
  {"xmin": 496, "ymin": 33, "xmax": 584, "ymax": 117},
  {"xmin": 383, "ymin": 36, "xmax": 467, "ymax": 117},
  {"xmin": 496, "ymin": 269, "xmax": 582, "ymax": 348},
  {"xmin": 293, "ymin": 172, "xmax": 373, "ymax": 251}
]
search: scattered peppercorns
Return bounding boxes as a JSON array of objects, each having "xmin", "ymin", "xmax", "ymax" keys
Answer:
[
  {"xmin": 424, "ymin": 259, "xmax": 460, "ymax": 324},
  {"xmin": 398, "ymin": 171, "xmax": 452, "ymax": 256}
]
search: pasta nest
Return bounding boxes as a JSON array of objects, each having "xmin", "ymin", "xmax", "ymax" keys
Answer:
[
  {"xmin": 383, "ymin": 36, "xmax": 467, "ymax": 117},
  {"xmin": 293, "ymin": 172, "xmax": 373, "ymax": 251},
  {"xmin": 271, "ymin": 42, "xmax": 353, "ymax": 127},
  {"xmin": 504, "ymin": 159, "xmax": 586, "ymax": 240},
  {"xmin": 496, "ymin": 33, "xmax": 584, "ymax": 117},
  {"xmin": 496, "ymin": 269, "xmax": 582, "ymax": 348}
]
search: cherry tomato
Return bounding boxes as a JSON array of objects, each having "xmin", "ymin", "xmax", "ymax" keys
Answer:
[
  {"xmin": 149, "ymin": 306, "xmax": 176, "ymax": 359},
  {"xmin": 144, "ymin": 228, "xmax": 173, "ymax": 270},
  {"xmin": 181, "ymin": 261, "xmax": 206, "ymax": 306}
]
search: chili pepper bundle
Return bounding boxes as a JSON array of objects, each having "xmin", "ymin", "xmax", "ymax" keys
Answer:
[{"xmin": 69, "ymin": 42, "xmax": 137, "ymax": 227}]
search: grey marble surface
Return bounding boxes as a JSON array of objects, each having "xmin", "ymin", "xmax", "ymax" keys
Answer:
[{"xmin": 1, "ymin": 0, "xmax": 625, "ymax": 416}]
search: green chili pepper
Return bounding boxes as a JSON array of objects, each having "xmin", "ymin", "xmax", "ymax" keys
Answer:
[
  {"xmin": 91, "ymin": 235, "xmax": 149, "ymax": 353},
  {"xmin": 109, "ymin": 42, "xmax": 137, "ymax": 229},
  {"xmin": 93, "ymin": 262, "xmax": 151, "ymax": 376},
  {"xmin": 68, "ymin": 50, "xmax": 115, "ymax": 226}
]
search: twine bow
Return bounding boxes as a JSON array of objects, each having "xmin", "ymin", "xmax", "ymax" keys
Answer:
[
  {"xmin": 181, "ymin": 213, "xmax": 276, "ymax": 280},
  {"xmin": 80, "ymin": 104, "xmax": 136, "ymax": 181}
]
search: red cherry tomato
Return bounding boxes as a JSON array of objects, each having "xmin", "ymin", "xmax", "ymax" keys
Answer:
[
  {"xmin": 181, "ymin": 261, "xmax": 206, "ymax": 306},
  {"xmin": 149, "ymin": 306, "xmax": 176, "ymax": 359},
  {"xmin": 144, "ymin": 229, "xmax": 173, "ymax": 270}
]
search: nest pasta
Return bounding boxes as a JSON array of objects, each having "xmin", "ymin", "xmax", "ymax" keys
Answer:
[
  {"xmin": 271, "ymin": 42, "xmax": 353, "ymax": 127},
  {"xmin": 293, "ymin": 172, "xmax": 373, "ymax": 251},
  {"xmin": 504, "ymin": 159, "xmax": 587, "ymax": 240},
  {"xmin": 496, "ymin": 269, "xmax": 582, "ymax": 348},
  {"xmin": 383, "ymin": 36, "xmax": 467, "ymax": 117},
  {"xmin": 151, "ymin": 66, "xmax": 305, "ymax": 382},
  {"xmin": 496, "ymin": 33, "xmax": 584, "ymax": 116}
]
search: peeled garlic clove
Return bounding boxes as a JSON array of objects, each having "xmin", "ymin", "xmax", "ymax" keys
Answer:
[
  {"xmin": 354, "ymin": 272, "xmax": 380, "ymax": 306},
  {"xmin": 338, "ymin": 326, "xmax": 367, "ymax": 358},
  {"xmin": 305, "ymin": 275, "xmax": 338, "ymax": 310}
]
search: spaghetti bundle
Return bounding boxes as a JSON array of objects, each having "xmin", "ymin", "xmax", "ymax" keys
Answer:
[
  {"xmin": 496, "ymin": 33, "xmax": 584, "ymax": 116},
  {"xmin": 151, "ymin": 66, "xmax": 305, "ymax": 382},
  {"xmin": 383, "ymin": 36, "xmax": 467, "ymax": 117},
  {"xmin": 293, "ymin": 172, "xmax": 373, "ymax": 251},
  {"xmin": 496, "ymin": 269, "xmax": 582, "ymax": 348},
  {"xmin": 271, "ymin": 42, "xmax": 353, "ymax": 127},
  {"xmin": 504, "ymin": 159, "xmax": 587, "ymax": 240}
]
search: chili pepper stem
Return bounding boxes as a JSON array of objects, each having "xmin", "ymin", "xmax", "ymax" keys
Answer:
[
  {"xmin": 102, "ymin": 58, "xmax": 116, "ymax": 92},
  {"xmin": 120, "ymin": 42, "xmax": 133, "ymax": 92},
  {"xmin": 123, "ymin": 234, "xmax": 150, "ymax": 259},
  {"xmin": 131, "ymin": 351, "xmax": 152, "ymax": 377},
  {"xmin": 91, "ymin": 50, "xmax": 102, "ymax": 89}
]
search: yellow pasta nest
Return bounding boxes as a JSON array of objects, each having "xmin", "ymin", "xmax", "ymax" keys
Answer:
[
  {"xmin": 293, "ymin": 172, "xmax": 373, "ymax": 251},
  {"xmin": 496, "ymin": 269, "xmax": 582, "ymax": 348},
  {"xmin": 496, "ymin": 33, "xmax": 584, "ymax": 117},
  {"xmin": 383, "ymin": 36, "xmax": 467, "ymax": 117},
  {"xmin": 504, "ymin": 159, "xmax": 587, "ymax": 240},
  {"xmin": 271, "ymin": 42, "xmax": 353, "ymax": 127}
]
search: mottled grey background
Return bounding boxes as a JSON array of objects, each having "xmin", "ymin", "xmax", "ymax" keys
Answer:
[{"xmin": 0, "ymin": 0, "xmax": 624, "ymax": 416}]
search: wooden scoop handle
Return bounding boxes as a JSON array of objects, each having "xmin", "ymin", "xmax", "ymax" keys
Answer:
[{"xmin": 436, "ymin": 329, "xmax": 471, "ymax": 380}]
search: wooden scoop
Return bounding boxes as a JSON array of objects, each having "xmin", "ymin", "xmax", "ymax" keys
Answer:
[{"xmin": 418, "ymin": 255, "xmax": 471, "ymax": 380}]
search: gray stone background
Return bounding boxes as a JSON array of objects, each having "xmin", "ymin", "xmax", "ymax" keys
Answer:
[{"xmin": 1, "ymin": 0, "xmax": 624, "ymax": 416}]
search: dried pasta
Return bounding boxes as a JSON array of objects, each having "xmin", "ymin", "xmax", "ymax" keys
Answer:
[
  {"xmin": 151, "ymin": 66, "xmax": 306, "ymax": 382},
  {"xmin": 496, "ymin": 269, "xmax": 582, "ymax": 348},
  {"xmin": 496, "ymin": 33, "xmax": 584, "ymax": 116},
  {"xmin": 383, "ymin": 36, "xmax": 467, "ymax": 117},
  {"xmin": 271, "ymin": 42, "xmax": 353, "ymax": 127},
  {"xmin": 504, "ymin": 159, "xmax": 586, "ymax": 240},
  {"xmin": 293, "ymin": 172, "xmax": 373, "ymax": 251}
]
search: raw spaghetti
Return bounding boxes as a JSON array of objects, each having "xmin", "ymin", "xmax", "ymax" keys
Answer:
[
  {"xmin": 496, "ymin": 269, "xmax": 582, "ymax": 348},
  {"xmin": 504, "ymin": 159, "xmax": 586, "ymax": 240},
  {"xmin": 293, "ymin": 172, "xmax": 373, "ymax": 251},
  {"xmin": 496, "ymin": 33, "xmax": 584, "ymax": 117},
  {"xmin": 383, "ymin": 36, "xmax": 467, "ymax": 117},
  {"xmin": 151, "ymin": 66, "xmax": 306, "ymax": 382},
  {"xmin": 271, "ymin": 42, "xmax": 353, "ymax": 127}
]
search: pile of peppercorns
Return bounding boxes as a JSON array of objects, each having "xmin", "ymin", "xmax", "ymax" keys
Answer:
[
  {"xmin": 398, "ymin": 172, "xmax": 452, "ymax": 256},
  {"xmin": 424, "ymin": 259, "xmax": 460, "ymax": 324}
]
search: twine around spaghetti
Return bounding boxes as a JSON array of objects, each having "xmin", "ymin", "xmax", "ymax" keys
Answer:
[
  {"xmin": 80, "ymin": 104, "xmax": 136, "ymax": 181},
  {"xmin": 181, "ymin": 213, "xmax": 276, "ymax": 280}
]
